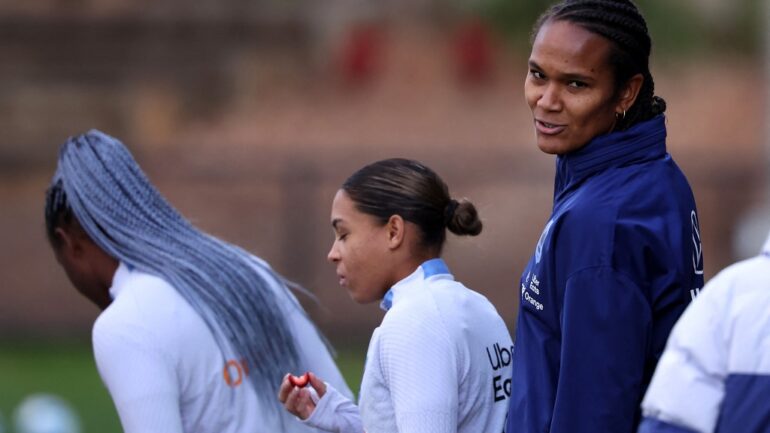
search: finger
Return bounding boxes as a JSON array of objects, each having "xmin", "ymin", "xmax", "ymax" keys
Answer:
[
  {"xmin": 308, "ymin": 372, "xmax": 327, "ymax": 397},
  {"xmin": 283, "ymin": 386, "xmax": 302, "ymax": 417},
  {"xmin": 278, "ymin": 373, "xmax": 293, "ymax": 403},
  {"xmin": 296, "ymin": 388, "xmax": 318, "ymax": 420}
]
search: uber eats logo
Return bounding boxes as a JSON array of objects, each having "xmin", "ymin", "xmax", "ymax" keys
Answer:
[{"xmin": 486, "ymin": 343, "xmax": 513, "ymax": 402}]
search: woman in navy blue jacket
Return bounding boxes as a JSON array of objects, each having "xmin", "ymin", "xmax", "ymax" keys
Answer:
[{"xmin": 506, "ymin": 1, "xmax": 704, "ymax": 432}]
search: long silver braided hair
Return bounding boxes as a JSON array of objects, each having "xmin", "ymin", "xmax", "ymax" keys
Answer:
[{"xmin": 44, "ymin": 130, "xmax": 303, "ymax": 412}]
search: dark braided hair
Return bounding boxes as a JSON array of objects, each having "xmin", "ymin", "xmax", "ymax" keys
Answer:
[{"xmin": 533, "ymin": 0, "xmax": 666, "ymax": 130}]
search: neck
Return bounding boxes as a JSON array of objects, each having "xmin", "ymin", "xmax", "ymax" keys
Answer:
[
  {"xmin": 100, "ymin": 258, "xmax": 120, "ymax": 288},
  {"xmin": 390, "ymin": 252, "xmax": 438, "ymax": 286}
]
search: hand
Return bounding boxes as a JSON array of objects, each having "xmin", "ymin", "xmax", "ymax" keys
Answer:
[{"xmin": 278, "ymin": 372, "xmax": 327, "ymax": 420}]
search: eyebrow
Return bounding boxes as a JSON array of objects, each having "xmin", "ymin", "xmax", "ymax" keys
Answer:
[
  {"xmin": 528, "ymin": 60, "xmax": 594, "ymax": 83},
  {"xmin": 331, "ymin": 218, "xmax": 343, "ymax": 229}
]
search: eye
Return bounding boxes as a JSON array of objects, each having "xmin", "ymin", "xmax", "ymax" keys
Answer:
[
  {"xmin": 337, "ymin": 233, "xmax": 348, "ymax": 241},
  {"xmin": 529, "ymin": 69, "xmax": 545, "ymax": 80},
  {"xmin": 567, "ymin": 80, "xmax": 587, "ymax": 89}
]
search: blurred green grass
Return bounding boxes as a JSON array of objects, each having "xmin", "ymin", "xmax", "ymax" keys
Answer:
[{"xmin": 0, "ymin": 340, "xmax": 365, "ymax": 433}]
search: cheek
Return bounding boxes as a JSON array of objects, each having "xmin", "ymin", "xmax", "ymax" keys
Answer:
[
  {"xmin": 62, "ymin": 262, "xmax": 89, "ymax": 295},
  {"xmin": 569, "ymin": 94, "xmax": 612, "ymax": 128},
  {"xmin": 56, "ymin": 252, "xmax": 79, "ymax": 283},
  {"xmin": 347, "ymin": 240, "xmax": 387, "ymax": 288},
  {"xmin": 524, "ymin": 80, "xmax": 538, "ymax": 109},
  {"xmin": 339, "ymin": 240, "xmax": 370, "ymax": 277}
]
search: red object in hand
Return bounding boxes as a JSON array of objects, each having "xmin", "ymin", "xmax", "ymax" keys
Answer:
[{"xmin": 289, "ymin": 372, "xmax": 310, "ymax": 387}]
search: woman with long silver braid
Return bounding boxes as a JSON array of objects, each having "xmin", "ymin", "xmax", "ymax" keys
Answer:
[{"xmin": 44, "ymin": 130, "xmax": 353, "ymax": 433}]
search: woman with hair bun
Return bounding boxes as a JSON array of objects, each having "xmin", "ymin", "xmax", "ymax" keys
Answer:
[
  {"xmin": 507, "ymin": 1, "xmax": 704, "ymax": 432},
  {"xmin": 279, "ymin": 158, "xmax": 513, "ymax": 433}
]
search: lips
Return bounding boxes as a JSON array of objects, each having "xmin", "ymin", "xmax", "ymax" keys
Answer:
[
  {"xmin": 534, "ymin": 119, "xmax": 566, "ymax": 135},
  {"xmin": 337, "ymin": 272, "xmax": 347, "ymax": 287}
]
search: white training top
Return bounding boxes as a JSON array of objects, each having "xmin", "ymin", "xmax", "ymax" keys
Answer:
[
  {"xmin": 304, "ymin": 258, "xmax": 513, "ymax": 433},
  {"xmin": 639, "ymin": 234, "xmax": 770, "ymax": 433},
  {"xmin": 93, "ymin": 260, "xmax": 353, "ymax": 433}
]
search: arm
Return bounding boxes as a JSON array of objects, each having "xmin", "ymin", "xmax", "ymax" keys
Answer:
[
  {"xmin": 92, "ymin": 317, "xmax": 184, "ymax": 433},
  {"xmin": 550, "ymin": 267, "xmax": 651, "ymax": 433},
  {"xmin": 279, "ymin": 372, "xmax": 363, "ymax": 433},
  {"xmin": 378, "ymin": 312, "xmax": 459, "ymax": 433}
]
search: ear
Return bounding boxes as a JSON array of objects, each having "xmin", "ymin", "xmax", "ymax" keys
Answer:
[
  {"xmin": 54, "ymin": 226, "xmax": 84, "ymax": 258},
  {"xmin": 385, "ymin": 215, "xmax": 406, "ymax": 250},
  {"xmin": 617, "ymin": 73, "xmax": 644, "ymax": 114}
]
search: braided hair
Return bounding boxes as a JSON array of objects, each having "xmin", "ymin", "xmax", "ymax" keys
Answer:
[
  {"xmin": 533, "ymin": 0, "xmax": 666, "ymax": 130},
  {"xmin": 45, "ymin": 130, "xmax": 304, "ymax": 415}
]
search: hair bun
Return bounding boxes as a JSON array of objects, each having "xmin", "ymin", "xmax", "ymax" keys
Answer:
[
  {"xmin": 444, "ymin": 199, "xmax": 459, "ymax": 224},
  {"xmin": 446, "ymin": 198, "xmax": 482, "ymax": 236},
  {"xmin": 651, "ymin": 95, "xmax": 667, "ymax": 115}
]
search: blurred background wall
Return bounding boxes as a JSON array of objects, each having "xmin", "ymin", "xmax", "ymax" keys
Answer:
[{"xmin": 0, "ymin": 0, "xmax": 767, "ymax": 345}]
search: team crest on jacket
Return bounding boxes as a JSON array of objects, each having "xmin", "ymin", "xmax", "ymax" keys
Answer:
[{"xmin": 535, "ymin": 220, "xmax": 554, "ymax": 264}]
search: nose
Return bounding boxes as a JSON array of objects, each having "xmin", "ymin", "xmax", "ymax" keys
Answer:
[
  {"xmin": 327, "ymin": 241, "xmax": 340, "ymax": 263},
  {"xmin": 537, "ymin": 82, "xmax": 561, "ymax": 112}
]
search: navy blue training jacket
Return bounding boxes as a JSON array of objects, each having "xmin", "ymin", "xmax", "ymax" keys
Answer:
[{"xmin": 506, "ymin": 116, "xmax": 704, "ymax": 433}]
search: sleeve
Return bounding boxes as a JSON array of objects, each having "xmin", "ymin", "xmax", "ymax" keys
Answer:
[
  {"xmin": 638, "ymin": 276, "xmax": 728, "ymax": 433},
  {"xmin": 92, "ymin": 316, "xmax": 184, "ymax": 433},
  {"xmin": 549, "ymin": 267, "xmax": 651, "ymax": 433},
  {"xmin": 378, "ymin": 311, "xmax": 459, "ymax": 433},
  {"xmin": 303, "ymin": 383, "xmax": 364, "ymax": 433}
]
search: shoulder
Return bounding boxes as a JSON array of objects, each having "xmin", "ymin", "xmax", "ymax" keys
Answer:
[
  {"xmin": 381, "ymin": 287, "xmax": 439, "ymax": 332},
  {"xmin": 701, "ymin": 255, "xmax": 770, "ymax": 316},
  {"xmin": 666, "ymin": 255, "xmax": 770, "ymax": 343},
  {"xmin": 567, "ymin": 161, "xmax": 697, "ymax": 249},
  {"xmin": 379, "ymin": 282, "xmax": 453, "ymax": 349},
  {"xmin": 93, "ymin": 270, "xmax": 201, "ymax": 353},
  {"xmin": 579, "ymin": 154, "xmax": 694, "ymax": 211},
  {"xmin": 708, "ymin": 255, "xmax": 770, "ymax": 290},
  {"xmin": 380, "ymin": 278, "xmax": 504, "ymax": 347},
  {"xmin": 98, "ymin": 271, "xmax": 181, "ymax": 325}
]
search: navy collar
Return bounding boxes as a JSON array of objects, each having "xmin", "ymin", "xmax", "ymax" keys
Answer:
[{"xmin": 555, "ymin": 115, "xmax": 668, "ymax": 196}]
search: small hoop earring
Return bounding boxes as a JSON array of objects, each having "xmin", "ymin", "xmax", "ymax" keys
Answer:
[{"xmin": 616, "ymin": 110, "xmax": 626, "ymax": 120}]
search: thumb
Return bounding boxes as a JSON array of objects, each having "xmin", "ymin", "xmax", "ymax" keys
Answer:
[{"xmin": 308, "ymin": 372, "xmax": 327, "ymax": 398}]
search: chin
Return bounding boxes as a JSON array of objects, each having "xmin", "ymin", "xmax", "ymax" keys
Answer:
[
  {"xmin": 347, "ymin": 288, "xmax": 368, "ymax": 304},
  {"xmin": 348, "ymin": 288, "xmax": 381, "ymax": 305},
  {"xmin": 537, "ymin": 137, "xmax": 585, "ymax": 156},
  {"xmin": 536, "ymin": 141, "xmax": 563, "ymax": 155}
]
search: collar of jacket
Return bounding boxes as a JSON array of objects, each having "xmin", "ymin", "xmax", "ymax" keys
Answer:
[
  {"xmin": 379, "ymin": 258, "xmax": 453, "ymax": 312},
  {"xmin": 555, "ymin": 115, "xmax": 667, "ymax": 196}
]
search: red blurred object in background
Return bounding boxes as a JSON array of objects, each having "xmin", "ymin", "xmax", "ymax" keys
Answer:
[
  {"xmin": 338, "ymin": 23, "xmax": 384, "ymax": 85},
  {"xmin": 453, "ymin": 18, "xmax": 495, "ymax": 84}
]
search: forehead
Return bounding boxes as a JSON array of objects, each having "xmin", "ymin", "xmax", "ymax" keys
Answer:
[
  {"xmin": 530, "ymin": 20, "xmax": 613, "ymax": 75},
  {"xmin": 331, "ymin": 189, "xmax": 383, "ymax": 229},
  {"xmin": 331, "ymin": 190, "xmax": 359, "ymax": 224}
]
